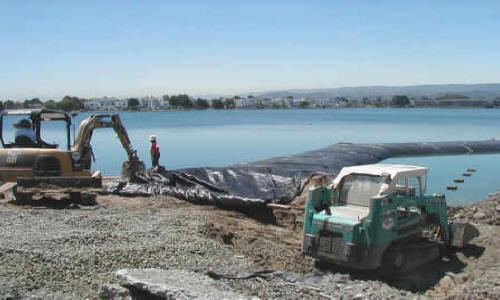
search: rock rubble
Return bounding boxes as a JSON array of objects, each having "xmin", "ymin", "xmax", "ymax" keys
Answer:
[{"xmin": 448, "ymin": 192, "xmax": 499, "ymax": 225}]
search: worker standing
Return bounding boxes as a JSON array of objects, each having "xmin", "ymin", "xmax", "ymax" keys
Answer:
[{"xmin": 149, "ymin": 135, "xmax": 160, "ymax": 169}]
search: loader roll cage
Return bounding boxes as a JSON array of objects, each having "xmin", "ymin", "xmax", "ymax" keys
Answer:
[{"xmin": 0, "ymin": 109, "xmax": 72, "ymax": 150}]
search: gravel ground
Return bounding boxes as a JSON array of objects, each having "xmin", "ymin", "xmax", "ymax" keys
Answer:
[
  {"xmin": 0, "ymin": 192, "xmax": 498, "ymax": 299},
  {"xmin": 0, "ymin": 196, "xmax": 255, "ymax": 299}
]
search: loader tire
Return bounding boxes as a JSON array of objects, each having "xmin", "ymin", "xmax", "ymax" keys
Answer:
[
  {"xmin": 13, "ymin": 189, "xmax": 33, "ymax": 205},
  {"xmin": 380, "ymin": 247, "xmax": 405, "ymax": 277},
  {"xmin": 382, "ymin": 249, "xmax": 406, "ymax": 276},
  {"xmin": 80, "ymin": 192, "xmax": 97, "ymax": 206},
  {"xmin": 70, "ymin": 192, "xmax": 82, "ymax": 203},
  {"xmin": 69, "ymin": 192, "xmax": 96, "ymax": 205}
]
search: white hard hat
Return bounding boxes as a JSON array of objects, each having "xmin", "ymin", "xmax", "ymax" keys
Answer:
[{"xmin": 149, "ymin": 135, "xmax": 157, "ymax": 142}]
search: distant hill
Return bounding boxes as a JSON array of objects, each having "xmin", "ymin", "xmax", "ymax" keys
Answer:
[{"xmin": 247, "ymin": 83, "xmax": 500, "ymax": 100}]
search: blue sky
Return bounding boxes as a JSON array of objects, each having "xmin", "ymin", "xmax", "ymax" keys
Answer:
[{"xmin": 1, "ymin": 0, "xmax": 499, "ymax": 100}]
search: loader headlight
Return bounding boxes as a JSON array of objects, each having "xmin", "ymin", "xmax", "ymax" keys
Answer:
[
  {"xmin": 71, "ymin": 152, "xmax": 81, "ymax": 161},
  {"xmin": 302, "ymin": 233, "xmax": 316, "ymax": 255}
]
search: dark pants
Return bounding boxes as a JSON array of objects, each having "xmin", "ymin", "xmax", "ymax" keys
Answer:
[{"xmin": 152, "ymin": 154, "xmax": 160, "ymax": 167}]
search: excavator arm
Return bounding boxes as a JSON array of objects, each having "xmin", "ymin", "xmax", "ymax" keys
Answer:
[{"xmin": 72, "ymin": 114, "xmax": 145, "ymax": 181}]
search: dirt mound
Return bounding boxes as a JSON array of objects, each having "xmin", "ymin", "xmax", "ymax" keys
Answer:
[
  {"xmin": 205, "ymin": 208, "xmax": 315, "ymax": 273},
  {"xmin": 204, "ymin": 176, "xmax": 325, "ymax": 273},
  {"xmin": 448, "ymin": 193, "xmax": 500, "ymax": 225}
]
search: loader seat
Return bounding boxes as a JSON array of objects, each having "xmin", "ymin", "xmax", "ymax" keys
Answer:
[
  {"xmin": 331, "ymin": 205, "xmax": 370, "ymax": 223},
  {"xmin": 393, "ymin": 185, "xmax": 416, "ymax": 196}
]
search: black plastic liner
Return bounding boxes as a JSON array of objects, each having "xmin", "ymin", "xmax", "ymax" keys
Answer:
[{"xmin": 103, "ymin": 139, "xmax": 500, "ymax": 208}]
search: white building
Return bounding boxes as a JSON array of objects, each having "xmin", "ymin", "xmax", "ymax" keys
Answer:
[
  {"xmin": 83, "ymin": 97, "xmax": 127, "ymax": 111},
  {"xmin": 141, "ymin": 96, "xmax": 170, "ymax": 109},
  {"xmin": 234, "ymin": 97, "xmax": 258, "ymax": 108}
]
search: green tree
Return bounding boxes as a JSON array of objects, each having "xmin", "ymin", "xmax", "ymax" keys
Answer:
[
  {"xmin": 436, "ymin": 94, "xmax": 469, "ymax": 100},
  {"xmin": 58, "ymin": 99, "xmax": 75, "ymax": 111},
  {"xmin": 58, "ymin": 96, "xmax": 84, "ymax": 111},
  {"xmin": 4, "ymin": 100, "xmax": 15, "ymax": 109},
  {"xmin": 391, "ymin": 95, "xmax": 410, "ymax": 107},
  {"xmin": 44, "ymin": 100, "xmax": 58, "ymax": 109},
  {"xmin": 362, "ymin": 97, "xmax": 369, "ymax": 106},
  {"xmin": 255, "ymin": 100, "xmax": 265, "ymax": 109},
  {"xmin": 169, "ymin": 94, "xmax": 192, "ymax": 108},
  {"xmin": 0, "ymin": 101, "xmax": 3, "ymax": 110},
  {"xmin": 212, "ymin": 99, "xmax": 224, "ymax": 109},
  {"xmin": 299, "ymin": 101, "xmax": 310, "ymax": 108},
  {"xmin": 194, "ymin": 98, "xmax": 209, "ymax": 109},
  {"xmin": 23, "ymin": 98, "xmax": 43, "ymax": 108},
  {"xmin": 271, "ymin": 102, "xmax": 282, "ymax": 109},
  {"xmin": 224, "ymin": 98, "xmax": 235, "ymax": 109},
  {"xmin": 127, "ymin": 98, "xmax": 140, "ymax": 110}
]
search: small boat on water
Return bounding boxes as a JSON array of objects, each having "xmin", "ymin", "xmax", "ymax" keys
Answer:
[
  {"xmin": 467, "ymin": 168, "xmax": 476, "ymax": 172},
  {"xmin": 462, "ymin": 172, "xmax": 472, "ymax": 177},
  {"xmin": 447, "ymin": 185, "xmax": 458, "ymax": 190},
  {"xmin": 454, "ymin": 178, "xmax": 465, "ymax": 183}
]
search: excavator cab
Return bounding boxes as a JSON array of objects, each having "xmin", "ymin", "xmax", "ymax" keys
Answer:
[{"xmin": 0, "ymin": 109, "xmax": 72, "ymax": 150}]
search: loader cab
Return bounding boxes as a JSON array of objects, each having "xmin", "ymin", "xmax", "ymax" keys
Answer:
[
  {"xmin": 0, "ymin": 109, "xmax": 72, "ymax": 150},
  {"xmin": 330, "ymin": 165, "xmax": 426, "ymax": 218},
  {"xmin": 303, "ymin": 164, "xmax": 432, "ymax": 269},
  {"xmin": 333, "ymin": 164, "xmax": 428, "ymax": 205}
]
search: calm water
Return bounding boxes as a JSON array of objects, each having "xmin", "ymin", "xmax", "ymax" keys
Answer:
[{"xmin": 2, "ymin": 108, "xmax": 499, "ymax": 205}]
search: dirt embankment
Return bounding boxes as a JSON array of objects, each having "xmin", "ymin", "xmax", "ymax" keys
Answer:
[
  {"xmin": 448, "ymin": 193, "xmax": 500, "ymax": 225},
  {"xmin": 207, "ymin": 186, "xmax": 500, "ymax": 299}
]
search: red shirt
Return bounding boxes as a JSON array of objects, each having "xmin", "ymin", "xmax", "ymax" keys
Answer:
[{"xmin": 150, "ymin": 142, "xmax": 160, "ymax": 156}]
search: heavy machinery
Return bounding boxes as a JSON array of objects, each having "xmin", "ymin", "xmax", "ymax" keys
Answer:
[
  {"xmin": 0, "ymin": 109, "xmax": 145, "ymax": 203},
  {"xmin": 302, "ymin": 164, "xmax": 479, "ymax": 273}
]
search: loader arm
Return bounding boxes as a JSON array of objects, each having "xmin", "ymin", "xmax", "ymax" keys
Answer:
[
  {"xmin": 71, "ymin": 114, "xmax": 145, "ymax": 181},
  {"xmin": 72, "ymin": 115, "xmax": 133, "ymax": 159}
]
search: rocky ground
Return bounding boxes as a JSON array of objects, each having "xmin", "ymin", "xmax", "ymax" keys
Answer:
[
  {"xmin": 448, "ymin": 193, "xmax": 500, "ymax": 226},
  {"xmin": 0, "ymin": 188, "xmax": 498, "ymax": 299}
]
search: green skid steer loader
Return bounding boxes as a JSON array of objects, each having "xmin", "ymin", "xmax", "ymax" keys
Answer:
[{"xmin": 302, "ymin": 164, "xmax": 479, "ymax": 273}]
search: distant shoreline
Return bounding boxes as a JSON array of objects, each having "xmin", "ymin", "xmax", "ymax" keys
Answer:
[{"xmin": 78, "ymin": 106, "xmax": 499, "ymax": 113}]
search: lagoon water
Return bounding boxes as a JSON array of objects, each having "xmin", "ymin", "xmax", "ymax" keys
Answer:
[{"xmin": 2, "ymin": 108, "xmax": 499, "ymax": 205}]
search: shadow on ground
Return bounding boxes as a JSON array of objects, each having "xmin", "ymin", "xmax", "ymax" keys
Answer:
[
  {"xmin": 205, "ymin": 205, "xmax": 486, "ymax": 294},
  {"xmin": 7, "ymin": 194, "xmax": 96, "ymax": 209},
  {"xmin": 316, "ymin": 244, "xmax": 484, "ymax": 292}
]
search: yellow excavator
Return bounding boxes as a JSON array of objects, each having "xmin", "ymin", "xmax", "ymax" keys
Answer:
[{"xmin": 0, "ymin": 109, "xmax": 145, "ymax": 203}]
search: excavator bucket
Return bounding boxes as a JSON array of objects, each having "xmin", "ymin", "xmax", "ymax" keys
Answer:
[
  {"xmin": 449, "ymin": 221, "xmax": 480, "ymax": 248},
  {"xmin": 121, "ymin": 158, "xmax": 146, "ymax": 182}
]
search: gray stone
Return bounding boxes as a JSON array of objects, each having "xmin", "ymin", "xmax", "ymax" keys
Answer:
[
  {"xmin": 114, "ymin": 268, "xmax": 248, "ymax": 299},
  {"xmin": 101, "ymin": 284, "xmax": 131, "ymax": 299},
  {"xmin": 353, "ymin": 293, "xmax": 364, "ymax": 300},
  {"xmin": 473, "ymin": 212, "xmax": 486, "ymax": 219},
  {"xmin": 439, "ymin": 275, "xmax": 456, "ymax": 293}
]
